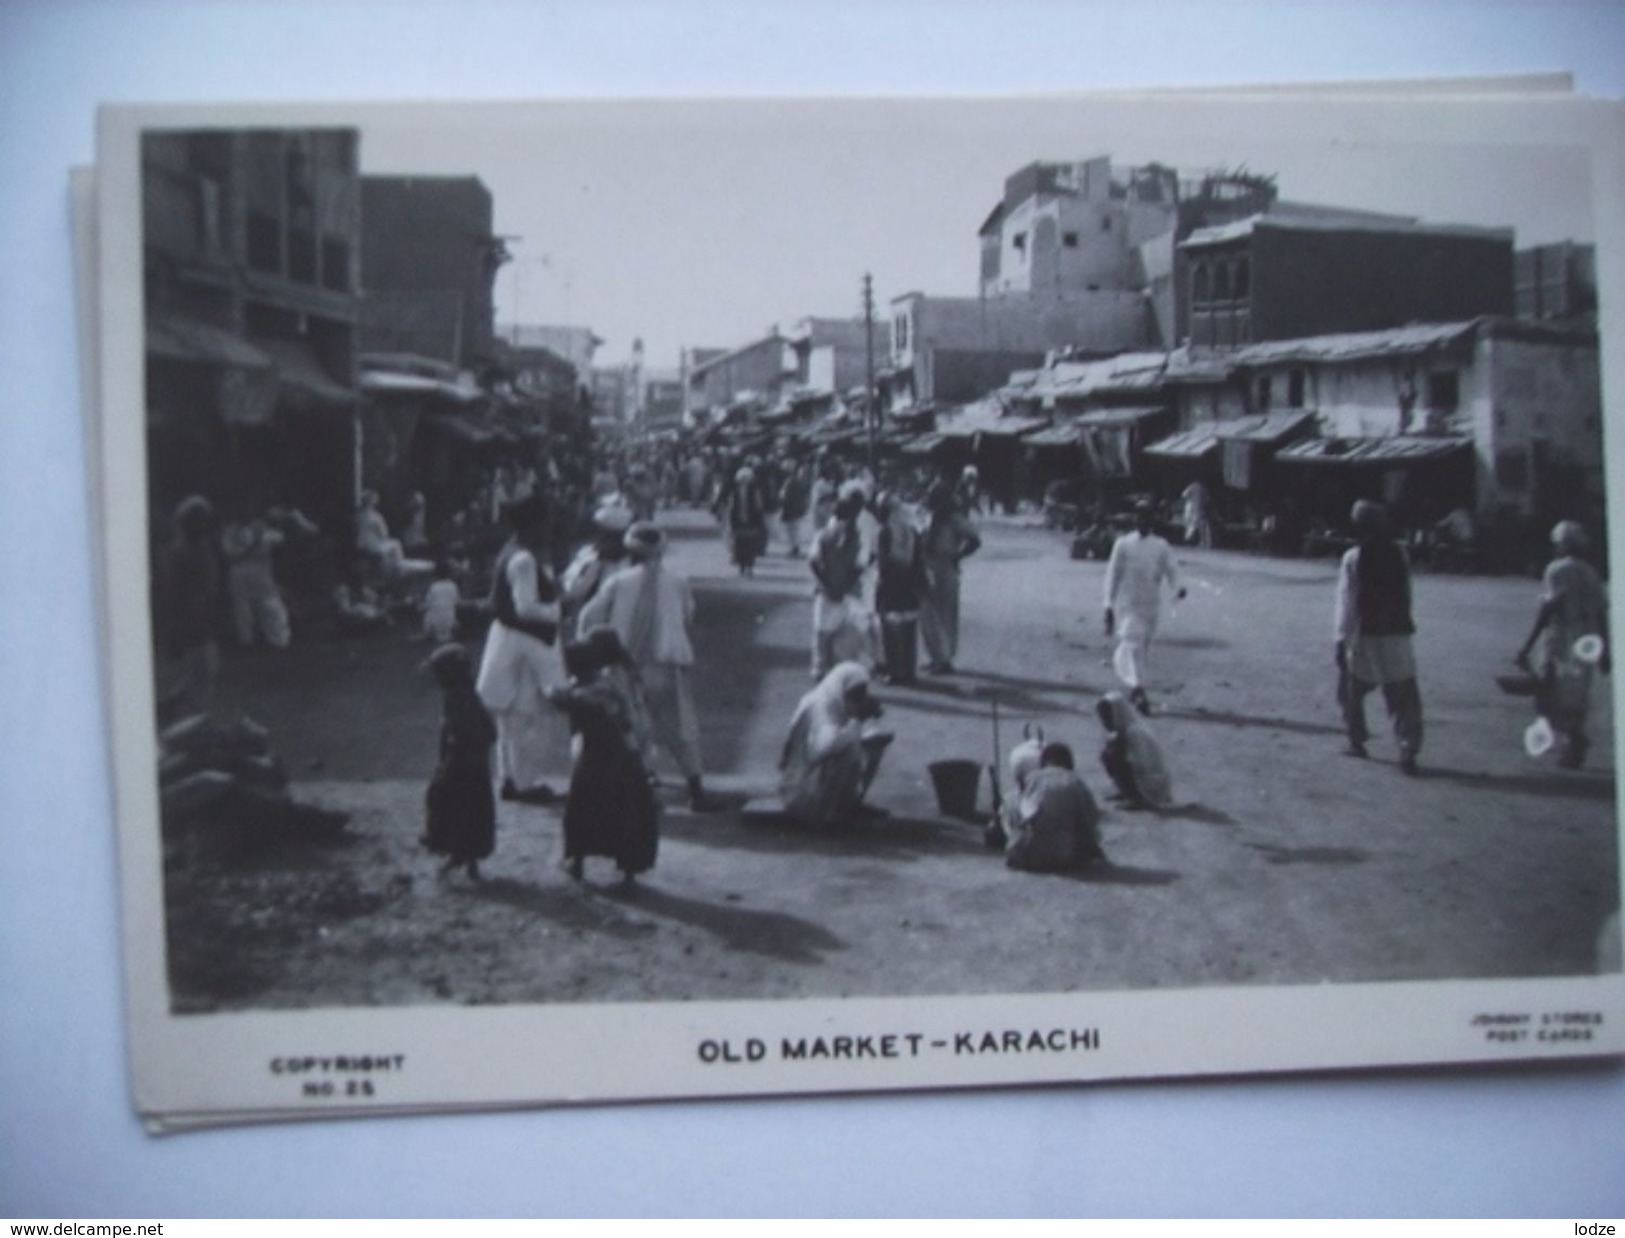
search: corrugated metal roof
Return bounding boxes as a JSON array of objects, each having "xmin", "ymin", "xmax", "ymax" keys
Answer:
[
  {"xmin": 1212, "ymin": 410, "xmax": 1316, "ymax": 443},
  {"xmin": 1143, "ymin": 427, "xmax": 1221, "ymax": 459},
  {"xmin": 1024, "ymin": 423, "xmax": 1084, "ymax": 448},
  {"xmin": 900, "ymin": 432, "xmax": 945, "ymax": 456},
  {"xmin": 1076, "ymin": 405, "xmax": 1167, "ymax": 428},
  {"xmin": 937, "ymin": 414, "xmax": 1049, "ymax": 440},
  {"xmin": 1275, "ymin": 435, "xmax": 1471, "ymax": 465},
  {"xmin": 1232, "ymin": 321, "xmax": 1478, "ymax": 367}
]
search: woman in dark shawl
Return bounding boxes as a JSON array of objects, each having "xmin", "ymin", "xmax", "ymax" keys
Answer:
[
  {"xmin": 422, "ymin": 643, "xmax": 497, "ymax": 878},
  {"xmin": 549, "ymin": 627, "xmax": 660, "ymax": 884}
]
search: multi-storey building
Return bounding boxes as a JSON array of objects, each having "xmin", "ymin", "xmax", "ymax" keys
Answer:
[
  {"xmin": 1176, "ymin": 214, "xmax": 1515, "ymax": 350},
  {"xmin": 143, "ymin": 127, "xmax": 362, "ymax": 533},
  {"xmin": 358, "ymin": 175, "xmax": 506, "ymax": 370}
]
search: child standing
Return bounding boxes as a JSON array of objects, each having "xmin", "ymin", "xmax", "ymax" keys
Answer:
[
  {"xmin": 421, "ymin": 560, "xmax": 462, "ymax": 644},
  {"xmin": 549, "ymin": 627, "xmax": 659, "ymax": 885},
  {"xmin": 422, "ymin": 643, "xmax": 497, "ymax": 878}
]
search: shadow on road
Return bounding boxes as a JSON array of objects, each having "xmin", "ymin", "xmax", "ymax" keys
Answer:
[
  {"xmin": 1245, "ymin": 842, "xmax": 1368, "ymax": 866},
  {"xmin": 1413, "ymin": 766, "xmax": 1617, "ymax": 802},
  {"xmin": 592, "ymin": 884, "xmax": 846, "ymax": 964},
  {"xmin": 455, "ymin": 876, "xmax": 657, "ymax": 941},
  {"xmin": 1160, "ymin": 802, "xmax": 1238, "ymax": 826},
  {"xmin": 1157, "ymin": 705, "xmax": 1345, "ymax": 738},
  {"xmin": 1058, "ymin": 862, "xmax": 1180, "ymax": 886},
  {"xmin": 664, "ymin": 809, "xmax": 989, "ymax": 860}
]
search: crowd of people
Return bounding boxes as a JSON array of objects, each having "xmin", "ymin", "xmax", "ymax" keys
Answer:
[{"xmin": 152, "ymin": 426, "xmax": 1613, "ymax": 890}]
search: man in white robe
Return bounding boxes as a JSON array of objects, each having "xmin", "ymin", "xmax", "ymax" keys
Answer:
[
  {"xmin": 1103, "ymin": 500, "xmax": 1185, "ymax": 715},
  {"xmin": 579, "ymin": 522, "xmax": 712, "ymax": 810}
]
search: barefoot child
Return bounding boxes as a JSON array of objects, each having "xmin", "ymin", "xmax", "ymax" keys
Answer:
[{"xmin": 422, "ymin": 643, "xmax": 497, "ymax": 878}]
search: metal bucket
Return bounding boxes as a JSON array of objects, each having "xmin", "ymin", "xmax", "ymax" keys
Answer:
[{"xmin": 928, "ymin": 759, "xmax": 982, "ymax": 820}]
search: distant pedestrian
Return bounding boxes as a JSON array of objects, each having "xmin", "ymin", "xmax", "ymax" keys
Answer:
[
  {"xmin": 919, "ymin": 479, "xmax": 981, "ymax": 675},
  {"xmin": 1180, "ymin": 479, "xmax": 1214, "ymax": 549},
  {"xmin": 476, "ymin": 494, "xmax": 566, "ymax": 805},
  {"xmin": 726, "ymin": 466, "xmax": 769, "ymax": 576},
  {"xmin": 1097, "ymin": 692, "xmax": 1173, "ymax": 809},
  {"xmin": 579, "ymin": 522, "xmax": 713, "ymax": 811},
  {"xmin": 874, "ymin": 492, "xmax": 924, "ymax": 684},
  {"xmin": 1004, "ymin": 742, "xmax": 1107, "ymax": 873},
  {"xmin": 550, "ymin": 627, "xmax": 659, "ymax": 884},
  {"xmin": 809, "ymin": 484, "xmax": 872, "ymax": 679},
  {"xmin": 779, "ymin": 461, "xmax": 812, "ymax": 557},
  {"xmin": 220, "ymin": 511, "xmax": 290, "ymax": 649},
  {"xmin": 1335, "ymin": 499, "xmax": 1423, "ymax": 775},
  {"xmin": 422, "ymin": 643, "xmax": 497, "ymax": 879},
  {"xmin": 957, "ymin": 464, "xmax": 984, "ymax": 515},
  {"xmin": 1515, "ymin": 520, "xmax": 1610, "ymax": 769},
  {"xmin": 1104, "ymin": 498, "xmax": 1184, "ymax": 714}
]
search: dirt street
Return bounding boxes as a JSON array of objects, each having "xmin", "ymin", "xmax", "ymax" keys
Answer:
[{"xmin": 165, "ymin": 509, "xmax": 1620, "ymax": 1011}]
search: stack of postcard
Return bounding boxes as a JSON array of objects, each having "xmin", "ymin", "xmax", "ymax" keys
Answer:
[{"xmin": 82, "ymin": 81, "xmax": 1625, "ymax": 1131}]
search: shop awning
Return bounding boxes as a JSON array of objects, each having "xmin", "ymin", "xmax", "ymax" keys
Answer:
[
  {"xmin": 1274, "ymin": 435, "xmax": 1472, "ymax": 466},
  {"xmin": 936, "ymin": 413, "xmax": 1048, "ymax": 440},
  {"xmin": 1023, "ymin": 423, "xmax": 1085, "ymax": 448},
  {"xmin": 1075, "ymin": 405, "xmax": 1167, "ymax": 429},
  {"xmin": 359, "ymin": 368, "xmax": 483, "ymax": 404},
  {"xmin": 1213, "ymin": 410, "xmax": 1316, "ymax": 444},
  {"xmin": 900, "ymin": 433, "xmax": 945, "ymax": 456},
  {"xmin": 257, "ymin": 337, "xmax": 355, "ymax": 406},
  {"xmin": 147, "ymin": 317, "xmax": 272, "ymax": 371},
  {"xmin": 1143, "ymin": 426, "xmax": 1221, "ymax": 460}
]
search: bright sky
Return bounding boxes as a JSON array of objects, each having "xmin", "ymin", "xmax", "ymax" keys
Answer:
[{"xmin": 358, "ymin": 96, "xmax": 1596, "ymax": 372}]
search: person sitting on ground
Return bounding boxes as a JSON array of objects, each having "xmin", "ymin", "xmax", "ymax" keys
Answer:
[
  {"xmin": 1097, "ymin": 691, "xmax": 1173, "ymax": 809},
  {"xmin": 780, "ymin": 662, "xmax": 894, "ymax": 827},
  {"xmin": 421, "ymin": 643, "xmax": 496, "ymax": 880},
  {"xmin": 332, "ymin": 568, "xmax": 391, "ymax": 635},
  {"xmin": 1005, "ymin": 742, "xmax": 1106, "ymax": 873}
]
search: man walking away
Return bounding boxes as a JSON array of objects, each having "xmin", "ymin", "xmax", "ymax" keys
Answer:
[
  {"xmin": 579, "ymin": 522, "xmax": 713, "ymax": 811},
  {"xmin": 1335, "ymin": 499, "xmax": 1423, "ymax": 775},
  {"xmin": 1104, "ymin": 499, "xmax": 1185, "ymax": 715}
]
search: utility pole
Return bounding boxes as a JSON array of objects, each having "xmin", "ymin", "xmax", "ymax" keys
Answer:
[{"xmin": 862, "ymin": 272, "xmax": 877, "ymax": 475}]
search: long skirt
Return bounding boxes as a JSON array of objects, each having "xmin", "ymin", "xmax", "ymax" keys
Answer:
[
  {"xmin": 424, "ymin": 761, "xmax": 496, "ymax": 862},
  {"xmin": 563, "ymin": 737, "xmax": 658, "ymax": 874}
]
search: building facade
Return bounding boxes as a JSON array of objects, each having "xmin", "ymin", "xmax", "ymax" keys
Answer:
[
  {"xmin": 143, "ymin": 127, "xmax": 362, "ymax": 534},
  {"xmin": 683, "ymin": 333, "xmax": 798, "ymax": 420},
  {"xmin": 359, "ymin": 176, "xmax": 504, "ymax": 370},
  {"xmin": 1166, "ymin": 319, "xmax": 1601, "ymax": 522},
  {"xmin": 885, "ymin": 290, "xmax": 1155, "ymax": 411},
  {"xmin": 1177, "ymin": 215, "xmax": 1515, "ymax": 350}
]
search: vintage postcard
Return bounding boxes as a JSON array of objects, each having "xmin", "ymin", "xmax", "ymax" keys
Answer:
[{"xmin": 94, "ymin": 91, "xmax": 1625, "ymax": 1129}]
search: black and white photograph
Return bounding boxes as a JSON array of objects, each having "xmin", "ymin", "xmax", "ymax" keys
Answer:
[{"xmin": 92, "ymin": 91, "xmax": 1625, "ymax": 1125}]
